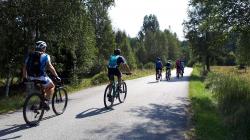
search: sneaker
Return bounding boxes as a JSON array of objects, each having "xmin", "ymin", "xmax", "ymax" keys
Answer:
[
  {"xmin": 42, "ymin": 101, "xmax": 50, "ymax": 111},
  {"xmin": 107, "ymin": 93, "xmax": 113, "ymax": 102}
]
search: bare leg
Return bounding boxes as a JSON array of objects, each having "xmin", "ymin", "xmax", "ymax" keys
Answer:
[{"xmin": 44, "ymin": 83, "xmax": 55, "ymax": 100}]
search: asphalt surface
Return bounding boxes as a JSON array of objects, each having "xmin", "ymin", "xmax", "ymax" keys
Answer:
[{"xmin": 0, "ymin": 68, "xmax": 193, "ymax": 140}]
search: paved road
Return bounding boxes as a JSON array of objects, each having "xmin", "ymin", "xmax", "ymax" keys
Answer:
[{"xmin": 0, "ymin": 68, "xmax": 193, "ymax": 140}]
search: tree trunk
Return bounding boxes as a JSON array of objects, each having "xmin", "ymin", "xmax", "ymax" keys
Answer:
[
  {"xmin": 206, "ymin": 55, "xmax": 210, "ymax": 72},
  {"xmin": 5, "ymin": 71, "xmax": 11, "ymax": 98}
]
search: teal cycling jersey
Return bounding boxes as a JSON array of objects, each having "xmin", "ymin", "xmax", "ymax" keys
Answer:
[{"xmin": 108, "ymin": 55, "xmax": 120, "ymax": 68}]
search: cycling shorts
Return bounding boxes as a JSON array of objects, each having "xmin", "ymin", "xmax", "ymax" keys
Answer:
[
  {"xmin": 108, "ymin": 68, "xmax": 121, "ymax": 81},
  {"xmin": 28, "ymin": 76, "xmax": 53, "ymax": 88}
]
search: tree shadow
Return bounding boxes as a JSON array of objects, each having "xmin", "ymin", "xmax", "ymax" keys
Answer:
[{"xmin": 88, "ymin": 98, "xmax": 189, "ymax": 140}]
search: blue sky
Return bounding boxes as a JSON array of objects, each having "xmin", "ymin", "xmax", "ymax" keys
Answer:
[{"xmin": 108, "ymin": 0, "xmax": 189, "ymax": 41}]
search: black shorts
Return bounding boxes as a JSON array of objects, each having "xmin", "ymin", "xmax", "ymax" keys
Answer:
[
  {"xmin": 155, "ymin": 68, "xmax": 162, "ymax": 72},
  {"xmin": 108, "ymin": 68, "xmax": 121, "ymax": 81}
]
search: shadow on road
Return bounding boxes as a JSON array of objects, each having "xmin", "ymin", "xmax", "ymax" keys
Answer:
[
  {"xmin": 0, "ymin": 114, "xmax": 58, "ymax": 140},
  {"xmin": 0, "ymin": 124, "xmax": 29, "ymax": 140},
  {"xmin": 76, "ymin": 103, "xmax": 121, "ymax": 119},
  {"xmin": 88, "ymin": 97, "xmax": 190, "ymax": 140},
  {"xmin": 76, "ymin": 108, "xmax": 112, "ymax": 119},
  {"xmin": 147, "ymin": 81, "xmax": 160, "ymax": 84}
]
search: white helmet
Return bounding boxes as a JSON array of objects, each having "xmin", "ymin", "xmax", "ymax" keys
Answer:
[{"xmin": 35, "ymin": 41, "xmax": 47, "ymax": 50}]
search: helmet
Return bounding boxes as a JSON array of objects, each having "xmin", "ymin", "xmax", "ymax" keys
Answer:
[
  {"xmin": 168, "ymin": 60, "xmax": 171, "ymax": 63},
  {"xmin": 157, "ymin": 57, "xmax": 161, "ymax": 60},
  {"xmin": 114, "ymin": 49, "xmax": 121, "ymax": 55},
  {"xmin": 35, "ymin": 41, "xmax": 47, "ymax": 50}
]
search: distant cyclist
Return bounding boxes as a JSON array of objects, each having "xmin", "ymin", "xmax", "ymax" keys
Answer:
[
  {"xmin": 155, "ymin": 57, "xmax": 163, "ymax": 80},
  {"xmin": 176, "ymin": 59, "xmax": 181, "ymax": 76},
  {"xmin": 180, "ymin": 59, "xmax": 185, "ymax": 74},
  {"xmin": 165, "ymin": 60, "xmax": 172, "ymax": 78},
  {"xmin": 107, "ymin": 49, "xmax": 131, "ymax": 92}
]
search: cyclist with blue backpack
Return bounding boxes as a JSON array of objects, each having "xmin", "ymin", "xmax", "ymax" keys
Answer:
[
  {"xmin": 107, "ymin": 49, "xmax": 131, "ymax": 91},
  {"xmin": 22, "ymin": 41, "xmax": 60, "ymax": 110},
  {"xmin": 155, "ymin": 57, "xmax": 163, "ymax": 80}
]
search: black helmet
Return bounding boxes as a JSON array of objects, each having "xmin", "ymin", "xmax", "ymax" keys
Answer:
[{"xmin": 114, "ymin": 49, "xmax": 121, "ymax": 55}]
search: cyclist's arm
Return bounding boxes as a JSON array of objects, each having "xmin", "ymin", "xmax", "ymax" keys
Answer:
[
  {"xmin": 22, "ymin": 64, "xmax": 27, "ymax": 79},
  {"xmin": 22, "ymin": 57, "xmax": 29, "ymax": 80},
  {"xmin": 47, "ymin": 61, "xmax": 59, "ymax": 77},
  {"xmin": 121, "ymin": 63, "xmax": 131, "ymax": 74}
]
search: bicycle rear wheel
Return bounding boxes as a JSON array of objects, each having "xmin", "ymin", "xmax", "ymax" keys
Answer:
[
  {"xmin": 118, "ymin": 82, "xmax": 127, "ymax": 103},
  {"xmin": 23, "ymin": 93, "xmax": 44, "ymax": 126},
  {"xmin": 104, "ymin": 84, "xmax": 114, "ymax": 109},
  {"xmin": 52, "ymin": 87, "xmax": 68, "ymax": 115}
]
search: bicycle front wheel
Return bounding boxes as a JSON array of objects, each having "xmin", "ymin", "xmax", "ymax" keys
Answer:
[
  {"xmin": 52, "ymin": 87, "xmax": 68, "ymax": 115},
  {"xmin": 23, "ymin": 93, "xmax": 44, "ymax": 126},
  {"xmin": 104, "ymin": 84, "xmax": 114, "ymax": 109},
  {"xmin": 118, "ymin": 82, "xmax": 127, "ymax": 103}
]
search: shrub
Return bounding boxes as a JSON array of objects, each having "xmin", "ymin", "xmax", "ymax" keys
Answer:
[
  {"xmin": 91, "ymin": 72, "xmax": 109, "ymax": 85},
  {"xmin": 144, "ymin": 62, "xmax": 155, "ymax": 69}
]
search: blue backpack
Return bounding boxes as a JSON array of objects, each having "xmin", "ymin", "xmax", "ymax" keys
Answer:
[
  {"xmin": 156, "ymin": 60, "xmax": 162, "ymax": 69},
  {"xmin": 108, "ymin": 55, "xmax": 119, "ymax": 68}
]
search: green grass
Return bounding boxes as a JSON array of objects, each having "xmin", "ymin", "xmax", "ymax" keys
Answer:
[
  {"xmin": 66, "ymin": 69, "xmax": 155, "ymax": 93},
  {"xmin": 0, "ymin": 95, "xmax": 25, "ymax": 113},
  {"xmin": 0, "ymin": 69, "xmax": 154, "ymax": 114},
  {"xmin": 188, "ymin": 67, "xmax": 232, "ymax": 140}
]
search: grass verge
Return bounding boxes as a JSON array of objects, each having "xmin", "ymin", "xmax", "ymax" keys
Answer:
[
  {"xmin": 188, "ymin": 67, "xmax": 231, "ymax": 140},
  {"xmin": 0, "ymin": 69, "xmax": 154, "ymax": 114}
]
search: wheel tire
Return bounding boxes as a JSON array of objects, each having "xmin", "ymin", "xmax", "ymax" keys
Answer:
[
  {"xmin": 104, "ymin": 84, "xmax": 114, "ymax": 109},
  {"xmin": 52, "ymin": 88, "xmax": 68, "ymax": 115},
  {"xmin": 23, "ymin": 93, "xmax": 44, "ymax": 126},
  {"xmin": 118, "ymin": 82, "xmax": 127, "ymax": 103}
]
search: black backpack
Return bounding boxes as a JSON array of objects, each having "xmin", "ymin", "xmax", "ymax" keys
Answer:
[{"xmin": 26, "ymin": 51, "xmax": 42, "ymax": 77}]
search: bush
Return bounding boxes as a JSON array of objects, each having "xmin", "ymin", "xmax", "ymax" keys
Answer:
[
  {"xmin": 144, "ymin": 62, "xmax": 155, "ymax": 69},
  {"xmin": 206, "ymin": 73, "xmax": 250, "ymax": 139},
  {"xmin": 90, "ymin": 72, "xmax": 109, "ymax": 85}
]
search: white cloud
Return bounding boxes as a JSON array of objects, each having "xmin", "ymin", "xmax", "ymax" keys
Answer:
[{"xmin": 108, "ymin": 0, "xmax": 189, "ymax": 40}]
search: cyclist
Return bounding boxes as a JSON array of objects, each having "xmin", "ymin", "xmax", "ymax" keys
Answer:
[
  {"xmin": 176, "ymin": 59, "xmax": 181, "ymax": 76},
  {"xmin": 165, "ymin": 60, "xmax": 172, "ymax": 78},
  {"xmin": 107, "ymin": 49, "xmax": 131, "ymax": 94},
  {"xmin": 180, "ymin": 59, "xmax": 185, "ymax": 74},
  {"xmin": 155, "ymin": 57, "xmax": 163, "ymax": 80},
  {"xmin": 22, "ymin": 41, "xmax": 60, "ymax": 110}
]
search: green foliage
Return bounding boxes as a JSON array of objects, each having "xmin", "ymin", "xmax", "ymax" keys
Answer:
[
  {"xmin": 144, "ymin": 62, "xmax": 155, "ymax": 69},
  {"xmin": 91, "ymin": 72, "xmax": 109, "ymax": 85},
  {"xmin": 185, "ymin": 0, "xmax": 250, "ymax": 68}
]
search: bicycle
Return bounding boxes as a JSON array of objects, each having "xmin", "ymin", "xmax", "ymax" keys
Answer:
[
  {"xmin": 104, "ymin": 73, "xmax": 130, "ymax": 109},
  {"xmin": 23, "ymin": 78, "xmax": 68, "ymax": 126},
  {"xmin": 176, "ymin": 68, "xmax": 183, "ymax": 79},
  {"xmin": 166, "ymin": 68, "xmax": 171, "ymax": 81},
  {"xmin": 156, "ymin": 69, "xmax": 162, "ymax": 81}
]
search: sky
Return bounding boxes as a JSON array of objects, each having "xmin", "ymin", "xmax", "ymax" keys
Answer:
[{"xmin": 108, "ymin": 0, "xmax": 189, "ymax": 41}]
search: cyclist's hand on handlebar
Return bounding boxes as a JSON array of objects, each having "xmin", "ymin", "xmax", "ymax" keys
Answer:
[{"xmin": 56, "ymin": 76, "xmax": 61, "ymax": 81}]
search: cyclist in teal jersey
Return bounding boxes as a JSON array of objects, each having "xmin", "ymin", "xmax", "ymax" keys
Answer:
[{"xmin": 107, "ymin": 49, "xmax": 131, "ymax": 90}]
